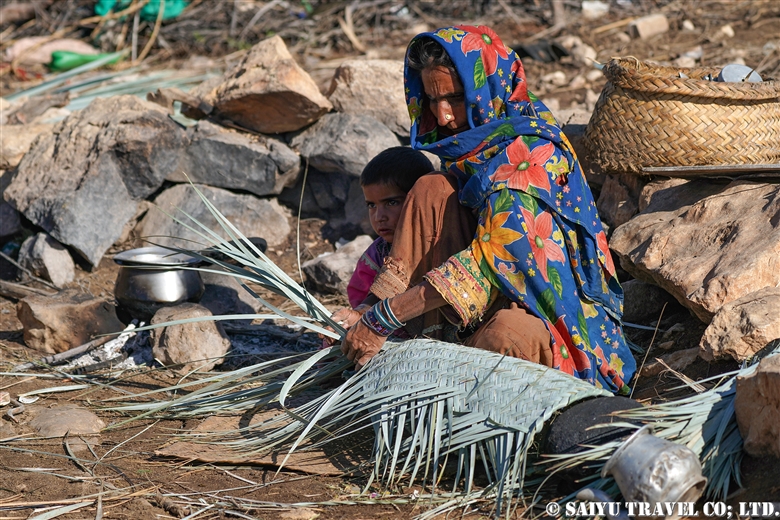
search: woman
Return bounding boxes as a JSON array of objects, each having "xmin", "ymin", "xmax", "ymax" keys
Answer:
[{"xmin": 340, "ymin": 25, "xmax": 636, "ymax": 394}]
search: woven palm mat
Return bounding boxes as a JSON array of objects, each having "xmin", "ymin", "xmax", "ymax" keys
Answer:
[{"xmin": 156, "ymin": 409, "xmax": 372, "ymax": 476}]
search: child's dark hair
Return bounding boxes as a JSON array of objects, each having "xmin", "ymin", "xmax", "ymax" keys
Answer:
[{"xmin": 360, "ymin": 146, "xmax": 435, "ymax": 193}]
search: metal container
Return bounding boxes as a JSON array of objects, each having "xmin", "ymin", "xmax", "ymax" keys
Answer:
[
  {"xmin": 114, "ymin": 246, "xmax": 204, "ymax": 319},
  {"xmin": 602, "ymin": 425, "xmax": 707, "ymax": 519}
]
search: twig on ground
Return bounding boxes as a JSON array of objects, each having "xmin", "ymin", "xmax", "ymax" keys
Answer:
[
  {"xmin": 0, "ymin": 279, "xmax": 57, "ymax": 300},
  {"xmin": 135, "ymin": 0, "xmax": 164, "ymax": 63},
  {"xmin": 238, "ymin": 0, "xmax": 282, "ymax": 40},
  {"xmin": 631, "ymin": 302, "xmax": 668, "ymax": 399},
  {"xmin": 131, "ymin": 9, "xmax": 140, "ymax": 61}
]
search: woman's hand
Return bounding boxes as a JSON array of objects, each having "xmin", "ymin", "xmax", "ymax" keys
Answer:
[
  {"xmin": 341, "ymin": 319, "xmax": 387, "ymax": 370},
  {"xmin": 319, "ymin": 307, "xmax": 364, "ymax": 347}
]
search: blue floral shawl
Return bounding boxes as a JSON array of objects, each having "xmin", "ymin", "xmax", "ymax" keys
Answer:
[{"xmin": 404, "ymin": 25, "xmax": 636, "ymax": 392}]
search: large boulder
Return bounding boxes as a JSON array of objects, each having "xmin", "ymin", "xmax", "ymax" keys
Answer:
[
  {"xmin": 187, "ymin": 35, "xmax": 332, "ymax": 134},
  {"xmin": 17, "ymin": 289, "xmax": 125, "ymax": 354},
  {"xmin": 290, "ymin": 113, "xmax": 400, "ymax": 177},
  {"xmin": 278, "ymin": 169, "xmax": 372, "ymax": 239},
  {"xmin": 0, "ymin": 170, "xmax": 21, "ymax": 238},
  {"xmin": 735, "ymin": 353, "xmax": 780, "ymax": 457},
  {"xmin": 135, "ymin": 184, "xmax": 291, "ymax": 249},
  {"xmin": 621, "ymin": 279, "xmax": 675, "ymax": 324},
  {"xmin": 3, "ymin": 96, "xmax": 188, "ymax": 267},
  {"xmin": 596, "ymin": 173, "xmax": 646, "ymax": 229},
  {"xmin": 150, "ymin": 303, "xmax": 231, "ymax": 373},
  {"xmin": 610, "ymin": 179, "xmax": 780, "ymax": 322},
  {"xmin": 0, "ymin": 122, "xmax": 53, "ymax": 169},
  {"xmin": 171, "ymin": 120, "xmax": 300, "ymax": 196},
  {"xmin": 18, "ymin": 232, "xmax": 75, "ymax": 288},
  {"xmin": 327, "ymin": 59, "xmax": 409, "ymax": 136},
  {"xmin": 700, "ymin": 287, "xmax": 780, "ymax": 362},
  {"xmin": 302, "ymin": 235, "xmax": 374, "ymax": 294}
]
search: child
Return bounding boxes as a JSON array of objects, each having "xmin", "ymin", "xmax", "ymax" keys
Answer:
[
  {"xmin": 321, "ymin": 147, "xmax": 434, "ymax": 345},
  {"xmin": 346, "ymin": 146, "xmax": 434, "ymax": 309}
]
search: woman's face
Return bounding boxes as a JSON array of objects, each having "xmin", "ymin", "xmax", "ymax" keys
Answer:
[{"xmin": 421, "ymin": 66, "xmax": 469, "ymax": 136}]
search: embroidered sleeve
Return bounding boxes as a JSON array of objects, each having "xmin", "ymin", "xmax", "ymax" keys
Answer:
[
  {"xmin": 369, "ymin": 256, "xmax": 410, "ymax": 300},
  {"xmin": 424, "ymin": 247, "xmax": 497, "ymax": 326}
]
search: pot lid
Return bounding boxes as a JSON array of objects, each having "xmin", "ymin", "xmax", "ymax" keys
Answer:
[{"xmin": 113, "ymin": 246, "xmax": 200, "ymax": 266}]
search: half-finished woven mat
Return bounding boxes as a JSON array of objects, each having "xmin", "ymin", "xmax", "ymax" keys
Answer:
[{"xmin": 584, "ymin": 57, "xmax": 780, "ymax": 174}]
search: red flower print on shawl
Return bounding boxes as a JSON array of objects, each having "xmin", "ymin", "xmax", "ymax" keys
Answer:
[
  {"xmin": 596, "ymin": 230, "xmax": 616, "ymax": 276},
  {"xmin": 550, "ymin": 316, "xmax": 592, "ymax": 376},
  {"xmin": 520, "ymin": 206, "xmax": 566, "ymax": 282},
  {"xmin": 491, "ymin": 140, "xmax": 555, "ymax": 193},
  {"xmin": 457, "ymin": 25, "xmax": 508, "ymax": 76}
]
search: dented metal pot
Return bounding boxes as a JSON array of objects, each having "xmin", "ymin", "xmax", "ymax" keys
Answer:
[
  {"xmin": 113, "ymin": 246, "xmax": 204, "ymax": 319},
  {"xmin": 602, "ymin": 425, "xmax": 707, "ymax": 519}
]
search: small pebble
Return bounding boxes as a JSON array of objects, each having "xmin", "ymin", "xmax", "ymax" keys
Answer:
[
  {"xmin": 586, "ymin": 69, "xmax": 604, "ymax": 82},
  {"xmin": 682, "ymin": 20, "xmax": 695, "ymax": 31},
  {"xmin": 720, "ymin": 24, "xmax": 735, "ymax": 38}
]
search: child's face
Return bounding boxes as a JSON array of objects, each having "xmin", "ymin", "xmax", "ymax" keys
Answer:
[{"xmin": 363, "ymin": 183, "xmax": 407, "ymax": 244}]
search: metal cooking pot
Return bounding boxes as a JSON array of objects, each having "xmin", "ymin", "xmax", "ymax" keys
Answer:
[{"xmin": 114, "ymin": 246, "xmax": 205, "ymax": 319}]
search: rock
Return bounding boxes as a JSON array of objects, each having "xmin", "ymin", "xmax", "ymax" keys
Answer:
[
  {"xmin": 135, "ymin": 184, "xmax": 291, "ymax": 249},
  {"xmin": 735, "ymin": 353, "xmax": 780, "ymax": 457},
  {"xmin": 279, "ymin": 509, "xmax": 319, "ymax": 520},
  {"xmin": 187, "ymin": 35, "xmax": 331, "ymax": 134},
  {"xmin": 554, "ymin": 108, "xmax": 604, "ymax": 187},
  {"xmin": 570, "ymin": 44, "xmax": 598, "ymax": 67},
  {"xmin": 544, "ymin": 97, "xmax": 561, "ymax": 112},
  {"xmin": 596, "ymin": 174, "xmax": 646, "ymax": 228},
  {"xmin": 682, "ymin": 20, "xmax": 695, "ymax": 31},
  {"xmin": 541, "ymin": 71, "xmax": 567, "ymax": 88},
  {"xmin": 622, "ymin": 279, "xmax": 675, "ymax": 324},
  {"xmin": 558, "ymin": 36, "xmax": 597, "ymax": 67},
  {"xmin": 0, "ymin": 170, "xmax": 21, "ymax": 238},
  {"xmin": 4, "ymin": 96, "xmax": 188, "ymax": 267},
  {"xmin": 569, "ymin": 75, "xmax": 587, "ymax": 90},
  {"xmin": 18, "ymin": 233, "xmax": 75, "ymax": 288},
  {"xmin": 0, "ymin": 123, "xmax": 53, "ymax": 169},
  {"xmin": 640, "ymin": 347, "xmax": 698, "ymax": 378},
  {"xmin": 628, "ymin": 13, "xmax": 670, "ymax": 40},
  {"xmin": 673, "ymin": 56, "xmax": 697, "ymax": 68},
  {"xmin": 584, "ymin": 89, "xmax": 600, "ymax": 111},
  {"xmin": 611, "ymin": 180, "xmax": 780, "ymax": 322},
  {"xmin": 581, "ymin": 1, "xmax": 609, "ymax": 20},
  {"xmin": 171, "ymin": 120, "xmax": 300, "ymax": 196},
  {"xmin": 719, "ymin": 24, "xmax": 735, "ymax": 39},
  {"xmin": 327, "ymin": 59, "xmax": 409, "ymax": 136},
  {"xmin": 302, "ymin": 235, "xmax": 374, "ymax": 294},
  {"xmin": 638, "ymin": 177, "xmax": 688, "ymax": 212},
  {"xmin": 585, "ymin": 69, "xmax": 603, "ymax": 83},
  {"xmin": 150, "ymin": 303, "xmax": 231, "ymax": 372},
  {"xmin": 0, "ymin": 97, "xmax": 13, "ymax": 125},
  {"xmin": 30, "ymin": 405, "xmax": 105, "ymax": 436},
  {"xmin": 700, "ymin": 287, "xmax": 780, "ymax": 362},
  {"xmin": 198, "ymin": 269, "xmax": 263, "ymax": 321},
  {"xmin": 17, "ymin": 289, "xmax": 125, "ymax": 354},
  {"xmin": 290, "ymin": 113, "xmax": 400, "ymax": 177},
  {"xmin": 279, "ymin": 171, "xmax": 372, "ymax": 238}
]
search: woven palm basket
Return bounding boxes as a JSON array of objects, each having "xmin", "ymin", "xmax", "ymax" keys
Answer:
[{"xmin": 584, "ymin": 57, "xmax": 780, "ymax": 174}]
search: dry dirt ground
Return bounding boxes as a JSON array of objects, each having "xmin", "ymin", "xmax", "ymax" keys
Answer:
[{"xmin": 3, "ymin": 1, "xmax": 780, "ymax": 518}]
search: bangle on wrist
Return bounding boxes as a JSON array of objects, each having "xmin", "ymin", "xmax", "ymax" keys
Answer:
[{"xmin": 361, "ymin": 308, "xmax": 392, "ymax": 336}]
